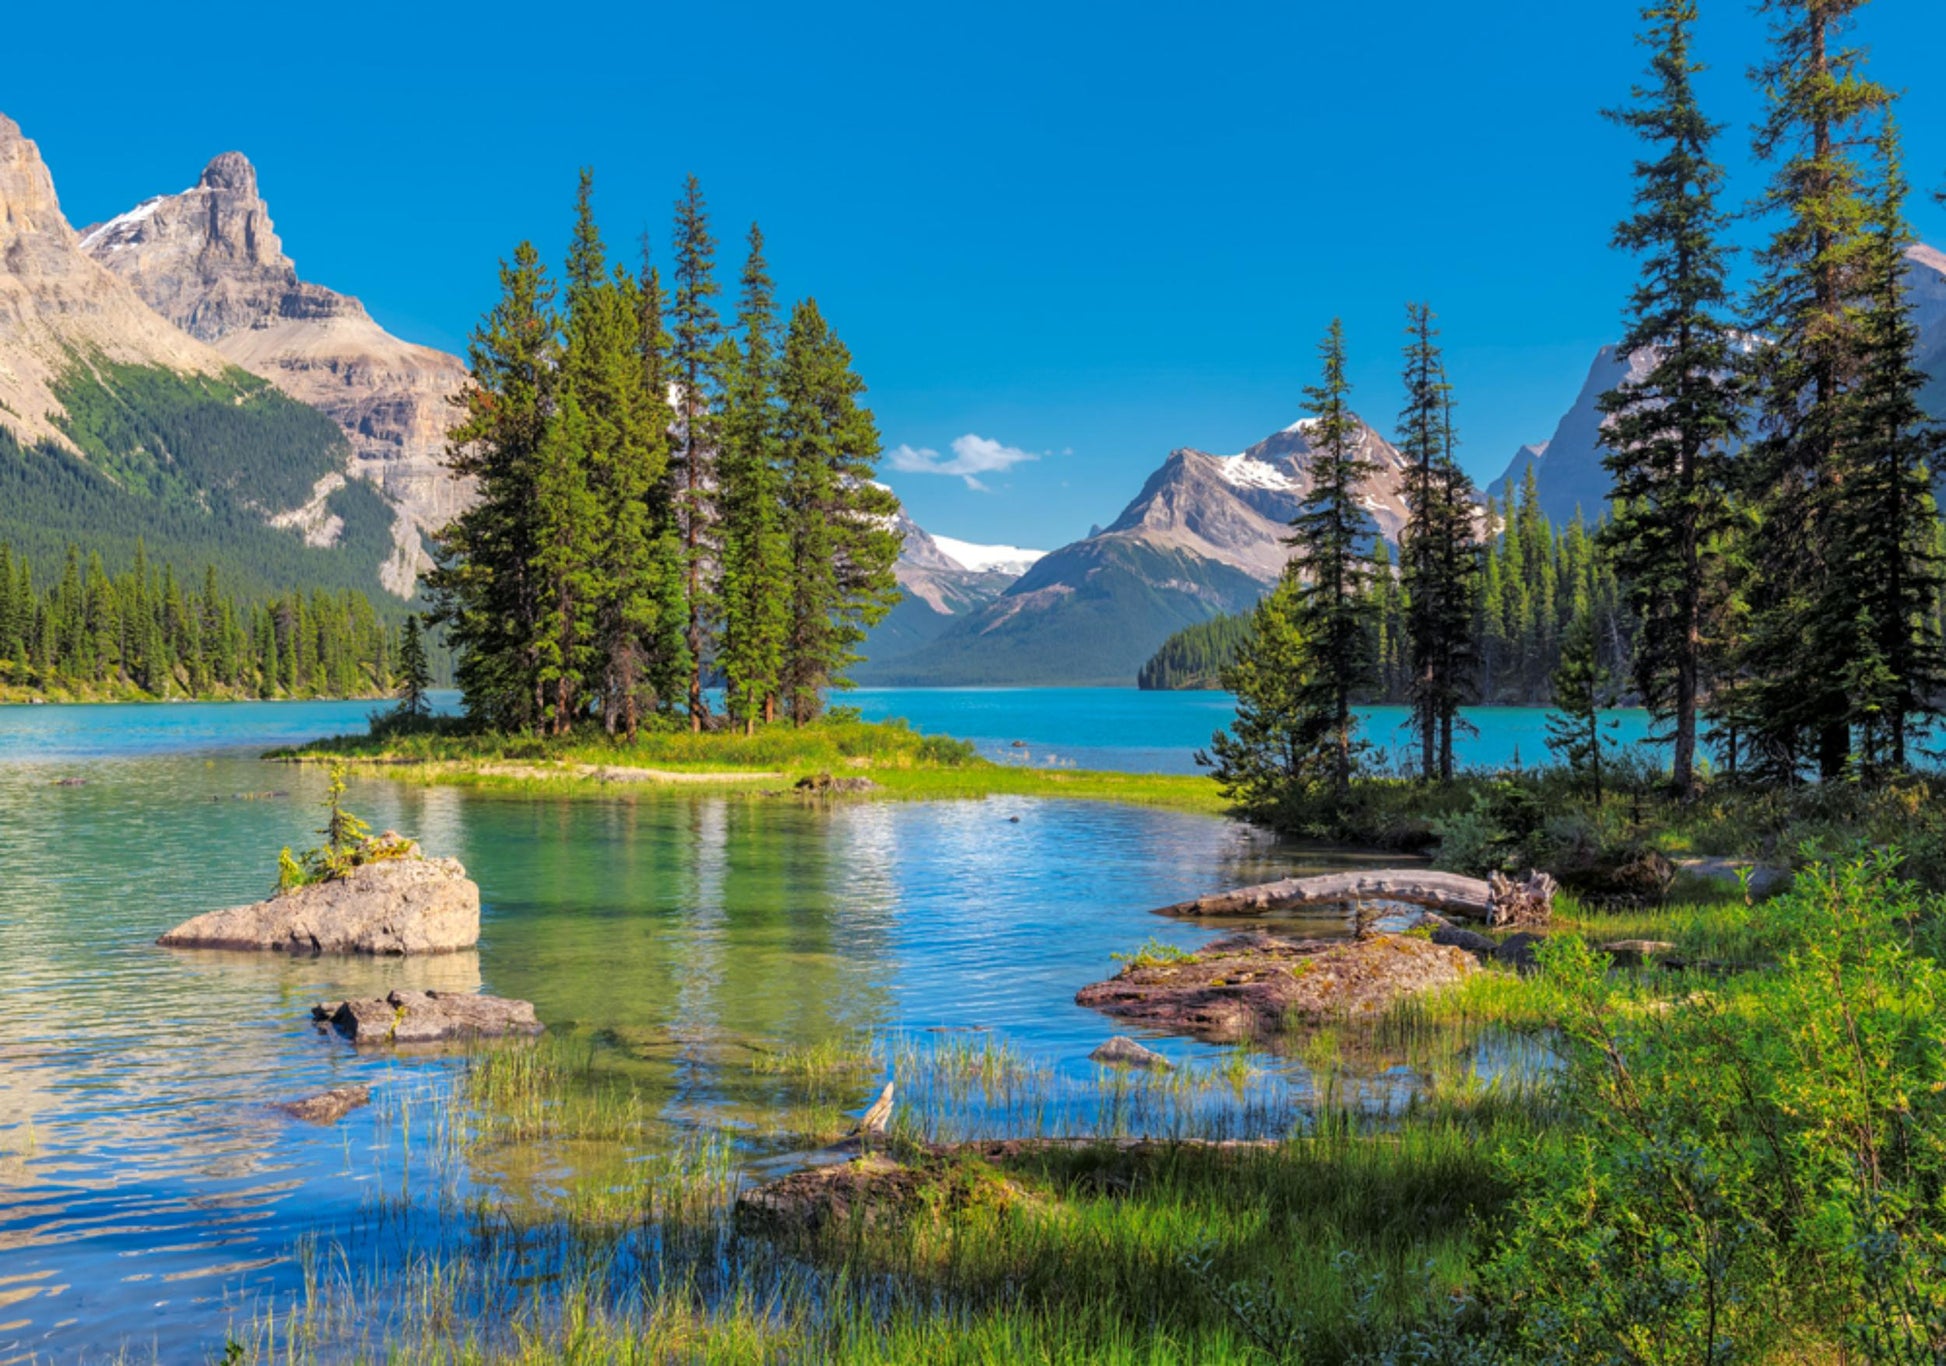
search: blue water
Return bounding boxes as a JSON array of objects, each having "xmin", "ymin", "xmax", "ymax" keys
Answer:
[
  {"xmin": 0, "ymin": 687, "xmax": 1654, "ymax": 774},
  {"xmin": 848, "ymin": 689, "xmax": 1657, "ymax": 776}
]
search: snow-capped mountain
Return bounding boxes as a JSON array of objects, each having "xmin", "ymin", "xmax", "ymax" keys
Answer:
[
  {"xmin": 860, "ymin": 416, "xmax": 1411, "ymax": 686},
  {"xmin": 930, "ymin": 535, "xmax": 1046, "ymax": 577}
]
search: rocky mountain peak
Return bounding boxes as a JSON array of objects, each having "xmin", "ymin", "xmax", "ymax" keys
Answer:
[
  {"xmin": 81, "ymin": 149, "xmax": 473, "ymax": 593},
  {"xmin": 0, "ymin": 112, "xmax": 225, "ymax": 451},
  {"xmin": 198, "ymin": 150, "xmax": 257, "ymax": 195}
]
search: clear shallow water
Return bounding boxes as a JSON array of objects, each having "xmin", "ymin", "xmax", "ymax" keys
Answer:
[{"xmin": 0, "ymin": 694, "xmax": 1552, "ymax": 1361}]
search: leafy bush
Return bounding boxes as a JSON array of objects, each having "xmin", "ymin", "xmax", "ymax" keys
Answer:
[{"xmin": 1483, "ymin": 852, "xmax": 1946, "ymax": 1359}]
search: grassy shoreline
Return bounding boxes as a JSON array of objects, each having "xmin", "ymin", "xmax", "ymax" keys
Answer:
[{"xmin": 271, "ymin": 716, "xmax": 1230, "ymax": 813}]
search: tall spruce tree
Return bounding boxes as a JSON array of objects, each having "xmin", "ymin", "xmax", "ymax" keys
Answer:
[
  {"xmin": 669, "ymin": 176, "xmax": 724, "ymax": 729},
  {"xmin": 1598, "ymin": 0, "xmax": 1742, "ymax": 796},
  {"xmin": 563, "ymin": 172, "xmax": 668, "ymax": 737},
  {"xmin": 396, "ymin": 614, "xmax": 432, "ymax": 717},
  {"xmin": 1833, "ymin": 117, "xmax": 1946, "ymax": 772},
  {"xmin": 1286, "ymin": 319, "xmax": 1379, "ymax": 794},
  {"xmin": 1397, "ymin": 304, "xmax": 1480, "ymax": 782},
  {"xmin": 637, "ymin": 238, "xmax": 694, "ymax": 716},
  {"xmin": 1742, "ymin": 0, "xmax": 1894, "ymax": 779},
  {"xmin": 718, "ymin": 224, "xmax": 790, "ymax": 733},
  {"xmin": 428, "ymin": 242, "xmax": 558, "ymax": 730},
  {"xmin": 776, "ymin": 299, "xmax": 901, "ymax": 722}
]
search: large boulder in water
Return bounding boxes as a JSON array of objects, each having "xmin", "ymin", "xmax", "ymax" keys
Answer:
[{"xmin": 157, "ymin": 855, "xmax": 479, "ymax": 955}]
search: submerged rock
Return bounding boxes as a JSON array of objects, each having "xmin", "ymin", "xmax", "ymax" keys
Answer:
[
  {"xmin": 1075, "ymin": 931, "xmax": 1476, "ymax": 1044},
  {"xmin": 312, "ymin": 989, "xmax": 542, "ymax": 1045},
  {"xmin": 157, "ymin": 854, "xmax": 479, "ymax": 955},
  {"xmin": 1602, "ymin": 939, "xmax": 1679, "ymax": 967},
  {"xmin": 737, "ymin": 1152, "xmax": 1032, "ymax": 1237},
  {"xmin": 1089, "ymin": 1035, "xmax": 1174, "ymax": 1070},
  {"xmin": 275, "ymin": 1084, "xmax": 372, "ymax": 1123}
]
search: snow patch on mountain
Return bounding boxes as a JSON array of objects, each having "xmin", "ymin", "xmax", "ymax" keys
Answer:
[
  {"xmin": 931, "ymin": 535, "xmax": 1047, "ymax": 576},
  {"xmin": 1214, "ymin": 454, "xmax": 1298, "ymax": 491}
]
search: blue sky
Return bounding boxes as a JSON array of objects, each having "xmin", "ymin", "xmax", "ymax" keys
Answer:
[{"xmin": 10, "ymin": 0, "xmax": 1946, "ymax": 549}]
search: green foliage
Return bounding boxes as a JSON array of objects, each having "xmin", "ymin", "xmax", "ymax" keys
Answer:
[
  {"xmin": 1546, "ymin": 607, "xmax": 1620, "ymax": 803},
  {"xmin": 432, "ymin": 179, "xmax": 896, "ymax": 738},
  {"xmin": 1487, "ymin": 853, "xmax": 1946, "ymax": 1359},
  {"xmin": 275, "ymin": 761, "xmax": 410, "ymax": 889},
  {"xmin": 1110, "ymin": 937, "xmax": 1198, "ymax": 968}
]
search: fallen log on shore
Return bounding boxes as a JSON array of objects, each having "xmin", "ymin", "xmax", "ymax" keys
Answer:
[{"xmin": 1152, "ymin": 869, "xmax": 1556, "ymax": 927}]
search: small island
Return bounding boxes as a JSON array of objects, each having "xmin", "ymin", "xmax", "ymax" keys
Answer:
[{"xmin": 157, "ymin": 764, "xmax": 480, "ymax": 955}]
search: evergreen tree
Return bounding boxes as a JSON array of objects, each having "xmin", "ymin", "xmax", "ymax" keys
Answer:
[
  {"xmin": 1285, "ymin": 319, "xmax": 1378, "ymax": 794},
  {"xmin": 637, "ymin": 239, "xmax": 694, "ymax": 715},
  {"xmin": 1741, "ymin": 0, "xmax": 1894, "ymax": 779},
  {"xmin": 532, "ymin": 392, "xmax": 599, "ymax": 733},
  {"xmin": 669, "ymin": 175, "xmax": 725, "ymax": 729},
  {"xmin": 1397, "ymin": 304, "xmax": 1481, "ymax": 781},
  {"xmin": 776, "ymin": 300, "xmax": 901, "ymax": 722},
  {"xmin": 1547, "ymin": 606, "xmax": 1620, "ymax": 804},
  {"xmin": 1200, "ymin": 577, "xmax": 1311, "ymax": 812},
  {"xmin": 1599, "ymin": 0, "xmax": 1743, "ymax": 796},
  {"xmin": 563, "ymin": 172, "xmax": 667, "ymax": 737},
  {"xmin": 396, "ymin": 614, "xmax": 432, "ymax": 718},
  {"xmin": 1832, "ymin": 117, "xmax": 1946, "ymax": 773},
  {"xmin": 718, "ymin": 224, "xmax": 791, "ymax": 733},
  {"xmin": 428, "ymin": 242, "xmax": 559, "ymax": 730}
]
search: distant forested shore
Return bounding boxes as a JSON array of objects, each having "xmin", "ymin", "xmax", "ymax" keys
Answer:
[{"xmin": 0, "ymin": 540, "xmax": 426, "ymax": 703}]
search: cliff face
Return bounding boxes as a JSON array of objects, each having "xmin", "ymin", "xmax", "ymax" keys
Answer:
[
  {"xmin": 82, "ymin": 153, "xmax": 471, "ymax": 593},
  {"xmin": 0, "ymin": 114, "xmax": 228, "ymax": 447}
]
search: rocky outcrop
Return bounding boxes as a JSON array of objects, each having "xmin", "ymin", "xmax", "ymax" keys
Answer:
[
  {"xmin": 82, "ymin": 152, "xmax": 471, "ymax": 595},
  {"xmin": 312, "ymin": 989, "xmax": 542, "ymax": 1045},
  {"xmin": 0, "ymin": 114, "xmax": 229, "ymax": 450},
  {"xmin": 157, "ymin": 854, "xmax": 479, "ymax": 954},
  {"xmin": 1076, "ymin": 931, "xmax": 1477, "ymax": 1043}
]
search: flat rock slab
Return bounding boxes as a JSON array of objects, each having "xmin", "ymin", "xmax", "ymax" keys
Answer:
[
  {"xmin": 313, "ymin": 989, "xmax": 542, "ymax": 1045},
  {"xmin": 158, "ymin": 855, "xmax": 479, "ymax": 955},
  {"xmin": 1076, "ymin": 932, "xmax": 1476, "ymax": 1044},
  {"xmin": 275, "ymin": 1084, "xmax": 372, "ymax": 1123}
]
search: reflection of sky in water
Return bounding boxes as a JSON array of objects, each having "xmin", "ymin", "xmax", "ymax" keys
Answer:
[{"xmin": 0, "ymin": 700, "xmax": 1547, "ymax": 1360}]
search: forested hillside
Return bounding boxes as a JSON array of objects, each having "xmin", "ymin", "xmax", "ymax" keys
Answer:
[{"xmin": 0, "ymin": 363, "xmax": 403, "ymax": 601}]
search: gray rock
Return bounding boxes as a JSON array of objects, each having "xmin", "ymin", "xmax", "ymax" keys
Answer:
[
  {"xmin": 275, "ymin": 1084, "xmax": 371, "ymax": 1123},
  {"xmin": 1090, "ymin": 1036, "xmax": 1174, "ymax": 1070},
  {"xmin": 1430, "ymin": 926, "xmax": 1498, "ymax": 958},
  {"xmin": 158, "ymin": 855, "xmax": 479, "ymax": 955},
  {"xmin": 1493, "ymin": 932, "xmax": 1548, "ymax": 971},
  {"xmin": 312, "ymin": 989, "xmax": 542, "ymax": 1045}
]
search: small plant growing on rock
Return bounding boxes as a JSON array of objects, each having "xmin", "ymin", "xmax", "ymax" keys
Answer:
[{"xmin": 274, "ymin": 762, "xmax": 416, "ymax": 891}]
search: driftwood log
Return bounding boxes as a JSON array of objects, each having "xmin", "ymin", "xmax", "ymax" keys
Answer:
[{"xmin": 1152, "ymin": 869, "xmax": 1557, "ymax": 928}]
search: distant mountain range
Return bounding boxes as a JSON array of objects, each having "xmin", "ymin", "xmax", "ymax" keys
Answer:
[
  {"xmin": 861, "ymin": 418, "xmax": 1410, "ymax": 686},
  {"xmin": 872, "ymin": 248, "xmax": 1946, "ymax": 686}
]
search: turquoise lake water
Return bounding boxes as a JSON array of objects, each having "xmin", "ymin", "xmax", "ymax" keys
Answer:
[{"xmin": 0, "ymin": 690, "xmax": 1575, "ymax": 1360}]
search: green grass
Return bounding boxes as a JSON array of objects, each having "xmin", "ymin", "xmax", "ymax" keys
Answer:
[{"xmin": 273, "ymin": 715, "xmax": 1229, "ymax": 814}]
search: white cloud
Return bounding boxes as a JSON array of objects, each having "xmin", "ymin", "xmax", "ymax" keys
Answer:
[{"xmin": 887, "ymin": 433, "xmax": 1039, "ymax": 491}]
